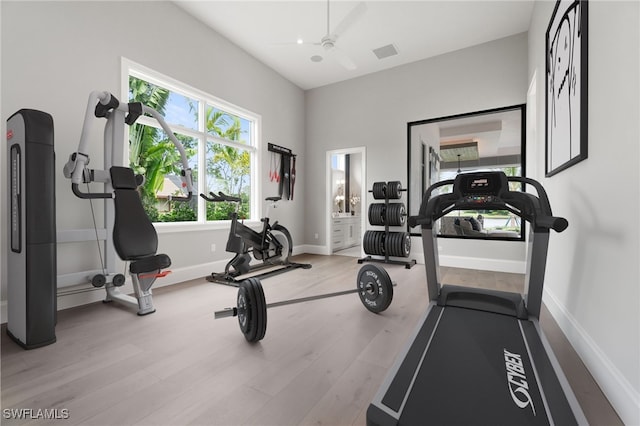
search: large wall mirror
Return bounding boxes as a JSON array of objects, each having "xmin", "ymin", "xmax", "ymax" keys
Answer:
[{"xmin": 407, "ymin": 105, "xmax": 526, "ymax": 240}]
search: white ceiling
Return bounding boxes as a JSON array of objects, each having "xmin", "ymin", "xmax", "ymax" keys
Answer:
[
  {"xmin": 174, "ymin": 0, "xmax": 535, "ymax": 90},
  {"xmin": 439, "ymin": 108, "xmax": 523, "ymax": 158}
]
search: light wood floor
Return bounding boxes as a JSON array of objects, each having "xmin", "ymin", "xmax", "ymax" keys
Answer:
[{"xmin": 1, "ymin": 254, "xmax": 622, "ymax": 425}]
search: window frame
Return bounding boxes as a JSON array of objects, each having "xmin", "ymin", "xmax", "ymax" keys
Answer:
[{"xmin": 121, "ymin": 58, "xmax": 262, "ymax": 231}]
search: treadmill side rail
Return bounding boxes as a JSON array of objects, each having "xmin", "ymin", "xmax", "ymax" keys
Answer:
[
  {"xmin": 367, "ymin": 306, "xmax": 587, "ymax": 426},
  {"xmin": 367, "ymin": 302, "xmax": 443, "ymax": 426},
  {"xmin": 523, "ymin": 320, "xmax": 589, "ymax": 425}
]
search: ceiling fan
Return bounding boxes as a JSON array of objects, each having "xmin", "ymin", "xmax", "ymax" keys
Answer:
[{"xmin": 295, "ymin": 0, "xmax": 367, "ymax": 70}]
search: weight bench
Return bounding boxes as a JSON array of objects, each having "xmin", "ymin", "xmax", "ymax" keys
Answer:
[{"xmin": 107, "ymin": 166, "xmax": 171, "ymax": 315}]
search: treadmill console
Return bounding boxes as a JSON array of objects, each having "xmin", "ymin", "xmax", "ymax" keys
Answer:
[{"xmin": 455, "ymin": 172, "xmax": 505, "ymax": 205}]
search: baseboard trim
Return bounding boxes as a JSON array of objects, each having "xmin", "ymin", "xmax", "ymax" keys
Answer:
[
  {"xmin": 296, "ymin": 244, "xmax": 330, "ymax": 255},
  {"xmin": 543, "ymin": 289, "xmax": 639, "ymax": 425},
  {"xmin": 438, "ymin": 254, "xmax": 526, "ymax": 274},
  {"xmin": 1, "ymin": 248, "xmax": 314, "ymax": 324},
  {"xmin": 1, "ymin": 261, "xmax": 228, "ymax": 324}
]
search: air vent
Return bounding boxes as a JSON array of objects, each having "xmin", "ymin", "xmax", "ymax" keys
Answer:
[{"xmin": 372, "ymin": 44, "xmax": 398, "ymax": 60}]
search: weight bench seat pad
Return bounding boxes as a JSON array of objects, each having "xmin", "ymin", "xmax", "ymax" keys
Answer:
[
  {"xmin": 129, "ymin": 254, "xmax": 171, "ymax": 274},
  {"xmin": 111, "ymin": 166, "xmax": 167, "ymax": 263}
]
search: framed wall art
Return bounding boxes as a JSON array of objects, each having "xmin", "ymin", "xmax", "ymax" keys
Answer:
[{"xmin": 545, "ymin": 0, "xmax": 588, "ymax": 177}]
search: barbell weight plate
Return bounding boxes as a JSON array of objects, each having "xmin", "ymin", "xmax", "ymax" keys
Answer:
[
  {"xmin": 398, "ymin": 203, "xmax": 406, "ymax": 226},
  {"xmin": 387, "ymin": 181, "xmax": 402, "ymax": 199},
  {"xmin": 91, "ymin": 274, "xmax": 106, "ymax": 288},
  {"xmin": 388, "ymin": 232, "xmax": 398, "ymax": 257},
  {"xmin": 113, "ymin": 273, "xmax": 126, "ymax": 287},
  {"xmin": 237, "ymin": 285, "xmax": 250, "ymax": 336},
  {"xmin": 365, "ymin": 230, "xmax": 376, "ymax": 255},
  {"xmin": 237, "ymin": 278, "xmax": 267, "ymax": 342},
  {"xmin": 385, "ymin": 203, "xmax": 398, "ymax": 226},
  {"xmin": 371, "ymin": 231, "xmax": 379, "ymax": 255},
  {"xmin": 372, "ymin": 182, "xmax": 387, "ymax": 200},
  {"xmin": 402, "ymin": 232, "xmax": 411, "ymax": 257},
  {"xmin": 384, "ymin": 232, "xmax": 392, "ymax": 256},
  {"xmin": 393, "ymin": 232, "xmax": 402, "ymax": 256},
  {"xmin": 357, "ymin": 264, "xmax": 393, "ymax": 313},
  {"xmin": 363, "ymin": 231, "xmax": 372, "ymax": 255},
  {"xmin": 386, "ymin": 204, "xmax": 395, "ymax": 226},
  {"xmin": 376, "ymin": 231, "xmax": 384, "ymax": 256},
  {"xmin": 251, "ymin": 278, "xmax": 268, "ymax": 342},
  {"xmin": 368, "ymin": 204, "xmax": 385, "ymax": 226}
]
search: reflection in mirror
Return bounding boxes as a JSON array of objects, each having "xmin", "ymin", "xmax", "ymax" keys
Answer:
[
  {"xmin": 407, "ymin": 105, "xmax": 525, "ymax": 240},
  {"xmin": 331, "ymin": 153, "xmax": 362, "ymax": 216}
]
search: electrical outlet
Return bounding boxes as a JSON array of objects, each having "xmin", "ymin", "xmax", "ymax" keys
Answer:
[
  {"xmin": 210, "ymin": 244, "xmax": 216, "ymax": 252},
  {"xmin": 314, "ymin": 233, "xmax": 319, "ymax": 239}
]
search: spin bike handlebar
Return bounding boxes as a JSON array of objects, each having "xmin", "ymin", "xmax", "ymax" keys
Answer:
[{"xmin": 199, "ymin": 192, "xmax": 241, "ymax": 203}]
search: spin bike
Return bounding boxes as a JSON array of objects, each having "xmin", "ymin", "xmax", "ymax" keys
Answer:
[{"xmin": 201, "ymin": 192, "xmax": 310, "ymax": 285}]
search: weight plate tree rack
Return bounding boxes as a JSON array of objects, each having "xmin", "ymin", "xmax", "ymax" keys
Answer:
[{"xmin": 359, "ymin": 181, "xmax": 416, "ymax": 269}]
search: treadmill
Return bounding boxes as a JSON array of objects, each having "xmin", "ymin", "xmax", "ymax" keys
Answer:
[{"xmin": 367, "ymin": 171, "xmax": 588, "ymax": 426}]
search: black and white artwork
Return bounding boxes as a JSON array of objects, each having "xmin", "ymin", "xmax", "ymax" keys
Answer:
[{"xmin": 545, "ymin": 0, "xmax": 588, "ymax": 177}]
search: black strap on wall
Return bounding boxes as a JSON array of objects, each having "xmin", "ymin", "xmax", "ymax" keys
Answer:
[{"xmin": 268, "ymin": 143, "xmax": 297, "ymax": 200}]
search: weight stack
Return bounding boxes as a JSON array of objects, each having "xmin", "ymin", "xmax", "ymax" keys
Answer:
[
  {"xmin": 363, "ymin": 230, "xmax": 411, "ymax": 258},
  {"xmin": 362, "ymin": 180, "xmax": 415, "ymax": 268},
  {"xmin": 7, "ymin": 109, "xmax": 57, "ymax": 349},
  {"xmin": 368, "ymin": 203, "xmax": 407, "ymax": 226},
  {"xmin": 371, "ymin": 181, "xmax": 403, "ymax": 201}
]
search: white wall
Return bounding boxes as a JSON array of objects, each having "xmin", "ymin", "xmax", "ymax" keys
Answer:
[
  {"xmin": 2, "ymin": 3, "xmax": 637, "ymax": 421},
  {"xmin": 304, "ymin": 33, "xmax": 529, "ymax": 272},
  {"xmin": 0, "ymin": 1, "xmax": 305, "ymax": 312},
  {"xmin": 528, "ymin": 2, "xmax": 639, "ymax": 423}
]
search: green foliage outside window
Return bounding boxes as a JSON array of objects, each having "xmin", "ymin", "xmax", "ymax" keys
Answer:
[{"xmin": 128, "ymin": 75, "xmax": 253, "ymax": 222}]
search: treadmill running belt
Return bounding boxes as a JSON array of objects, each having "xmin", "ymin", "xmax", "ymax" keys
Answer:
[{"xmin": 400, "ymin": 307, "xmax": 550, "ymax": 425}]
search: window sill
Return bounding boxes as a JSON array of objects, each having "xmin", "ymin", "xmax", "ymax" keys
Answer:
[{"xmin": 154, "ymin": 220, "xmax": 263, "ymax": 234}]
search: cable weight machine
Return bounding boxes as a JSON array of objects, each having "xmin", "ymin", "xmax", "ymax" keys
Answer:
[{"xmin": 63, "ymin": 91, "xmax": 195, "ymax": 315}]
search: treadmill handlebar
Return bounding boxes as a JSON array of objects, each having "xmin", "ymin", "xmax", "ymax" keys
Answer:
[
  {"xmin": 412, "ymin": 171, "xmax": 568, "ymax": 232},
  {"xmin": 536, "ymin": 216, "xmax": 569, "ymax": 233}
]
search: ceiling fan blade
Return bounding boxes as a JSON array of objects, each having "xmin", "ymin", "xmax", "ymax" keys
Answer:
[
  {"xmin": 332, "ymin": 2, "xmax": 367, "ymax": 38},
  {"xmin": 272, "ymin": 42, "xmax": 318, "ymax": 46},
  {"xmin": 330, "ymin": 46, "xmax": 357, "ymax": 70}
]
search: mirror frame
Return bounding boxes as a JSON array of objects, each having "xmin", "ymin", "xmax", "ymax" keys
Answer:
[{"xmin": 406, "ymin": 104, "xmax": 526, "ymax": 240}]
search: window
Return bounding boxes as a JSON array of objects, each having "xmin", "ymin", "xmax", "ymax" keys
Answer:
[{"xmin": 124, "ymin": 61, "xmax": 259, "ymax": 224}]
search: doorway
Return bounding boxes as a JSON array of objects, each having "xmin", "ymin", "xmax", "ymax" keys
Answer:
[{"xmin": 325, "ymin": 147, "xmax": 366, "ymax": 256}]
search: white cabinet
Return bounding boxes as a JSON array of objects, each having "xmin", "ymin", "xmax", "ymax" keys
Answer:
[{"xmin": 331, "ymin": 216, "xmax": 362, "ymax": 252}]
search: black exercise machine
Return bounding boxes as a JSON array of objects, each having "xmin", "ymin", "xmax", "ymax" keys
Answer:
[
  {"xmin": 201, "ymin": 192, "xmax": 310, "ymax": 286},
  {"xmin": 63, "ymin": 91, "xmax": 194, "ymax": 315},
  {"xmin": 6, "ymin": 109, "xmax": 57, "ymax": 349},
  {"xmin": 367, "ymin": 171, "xmax": 587, "ymax": 425}
]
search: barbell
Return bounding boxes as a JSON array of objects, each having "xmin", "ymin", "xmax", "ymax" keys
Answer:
[{"xmin": 214, "ymin": 264, "xmax": 394, "ymax": 342}]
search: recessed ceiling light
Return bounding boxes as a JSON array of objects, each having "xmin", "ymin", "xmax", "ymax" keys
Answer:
[
  {"xmin": 310, "ymin": 55, "xmax": 323, "ymax": 62},
  {"xmin": 297, "ymin": 38, "xmax": 303, "ymax": 44}
]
